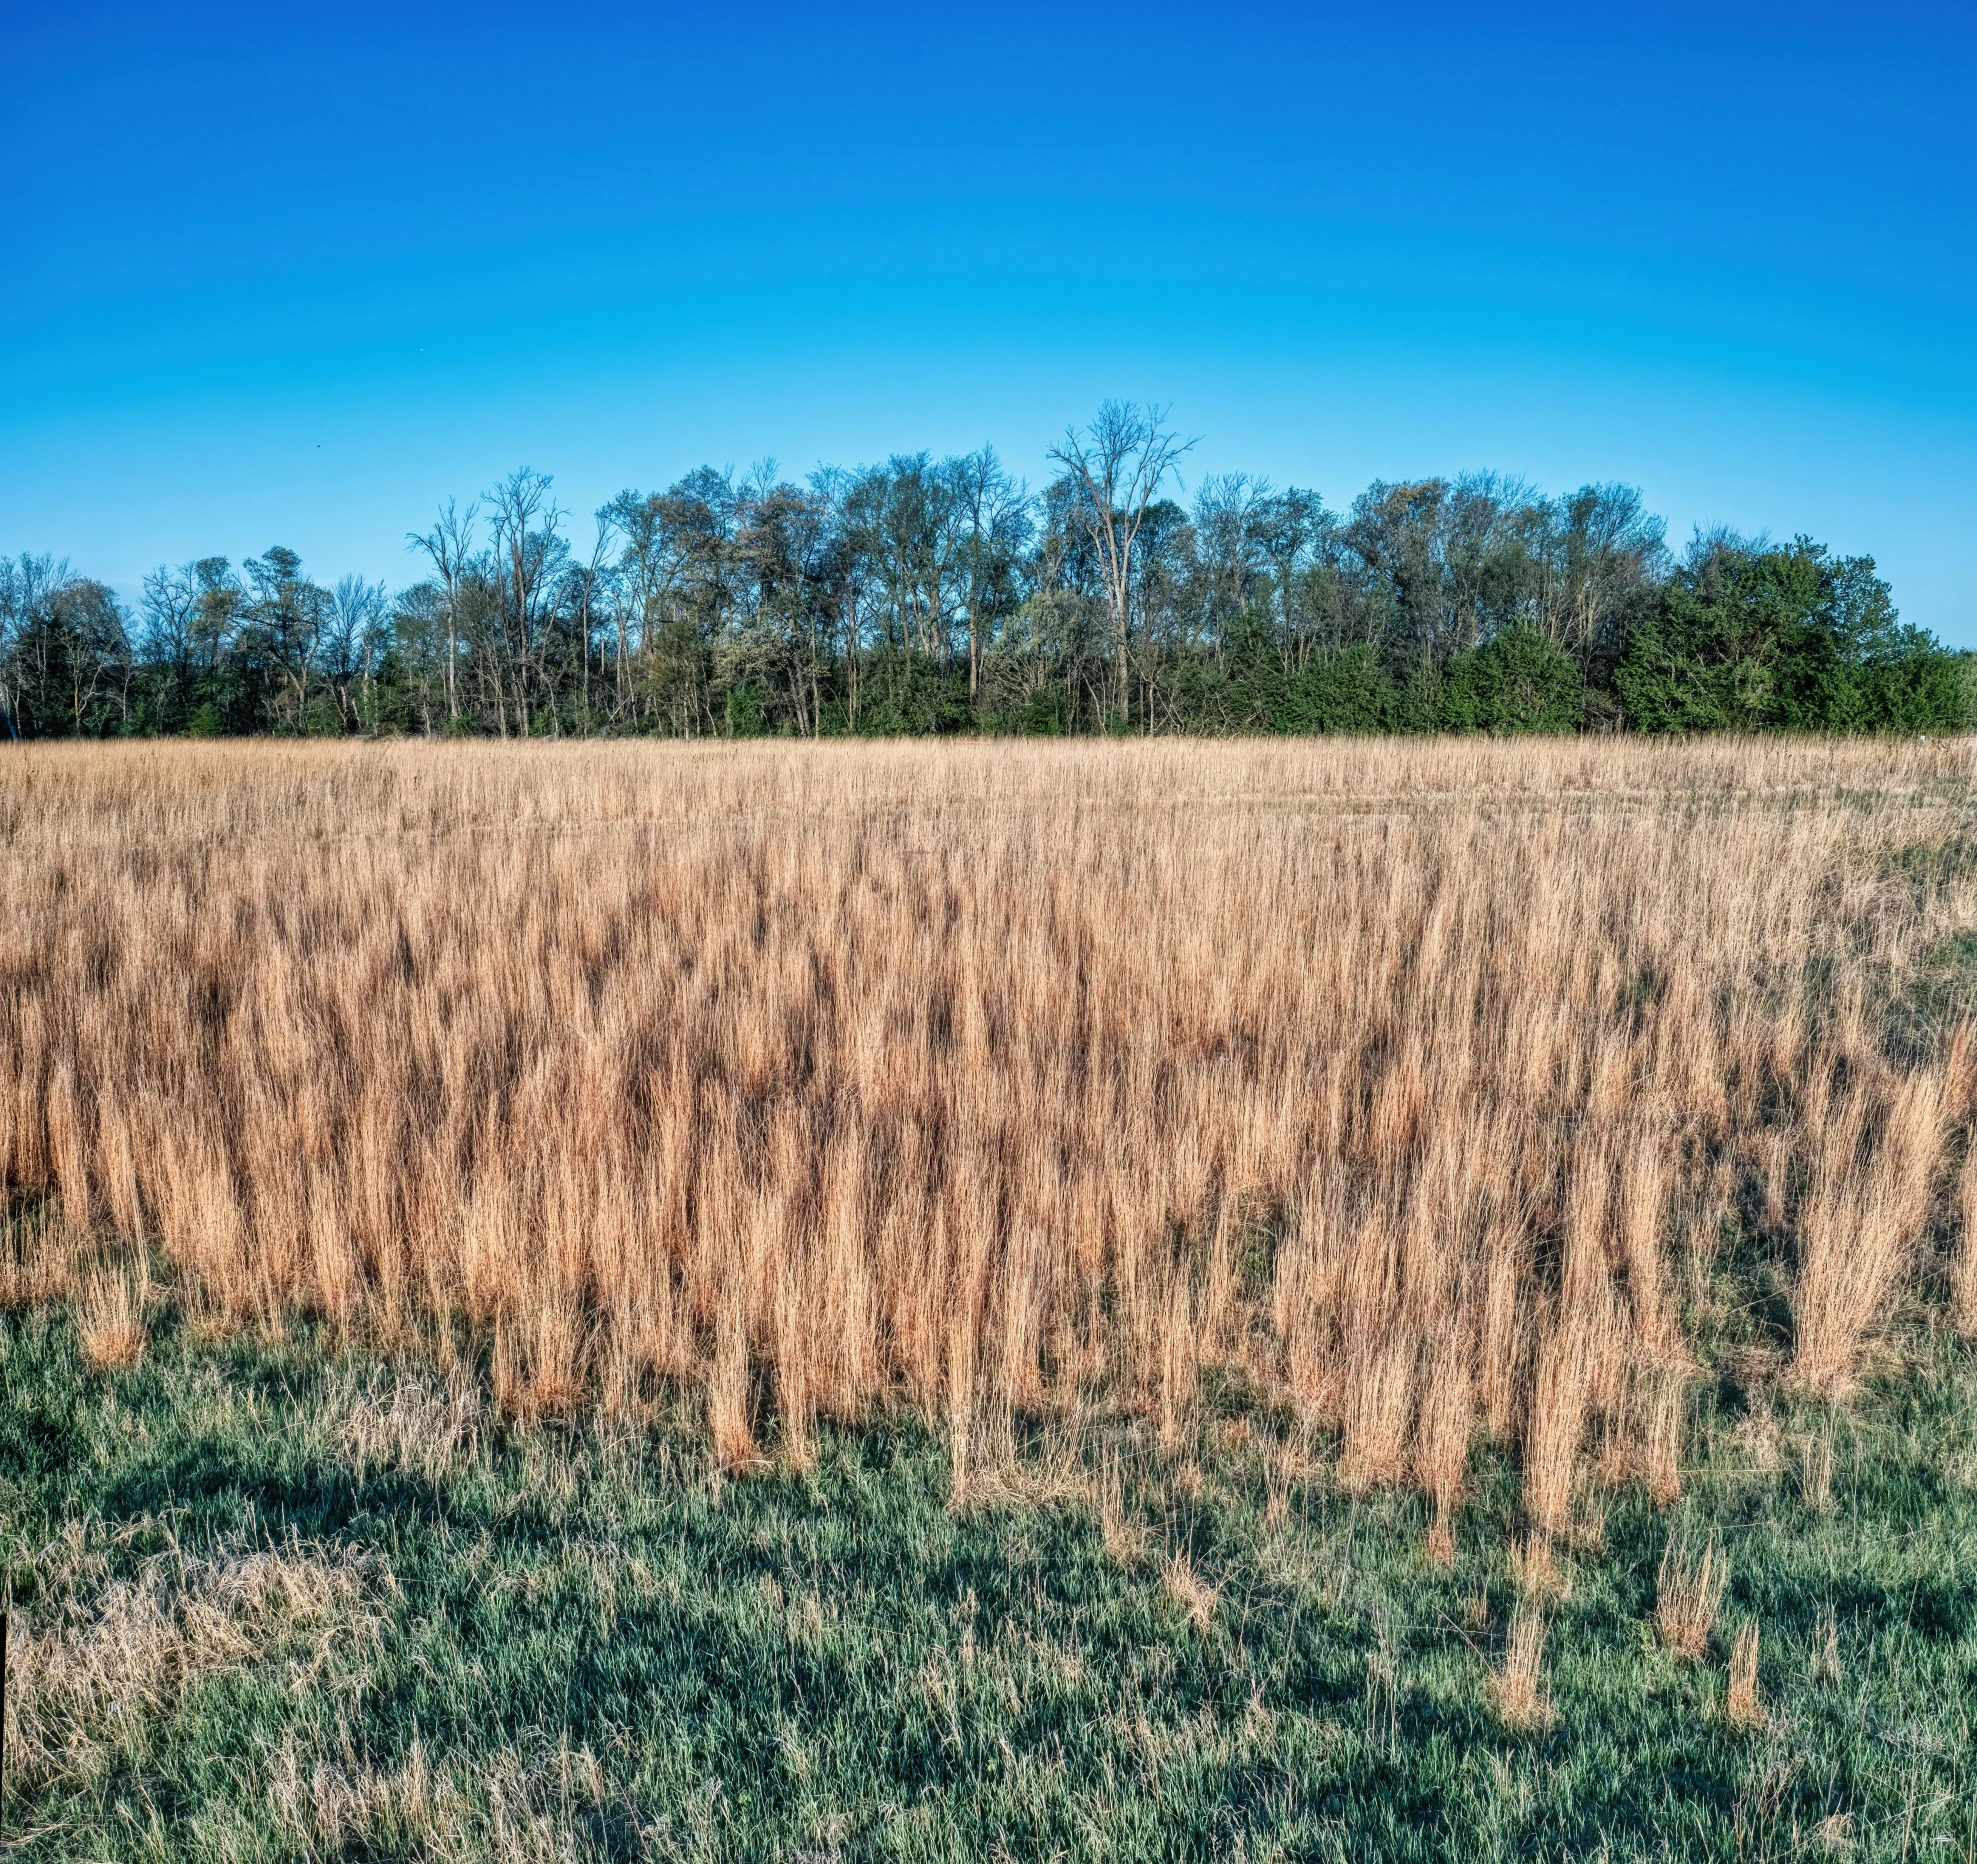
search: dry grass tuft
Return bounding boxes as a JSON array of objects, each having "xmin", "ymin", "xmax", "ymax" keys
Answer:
[
  {"xmin": 1163, "ymin": 1550, "xmax": 1220, "ymax": 1634},
  {"xmin": 1094, "ymin": 1448, "xmax": 1141, "ymax": 1565},
  {"xmin": 1262, "ymin": 1438, "xmax": 1295, "ymax": 1535},
  {"xmin": 1640, "ymin": 1367, "xmax": 1689, "ymax": 1506},
  {"xmin": 335, "ymin": 1364, "xmax": 486, "ymax": 1483},
  {"xmin": 1656, "ymin": 1536, "xmax": 1727, "ymax": 1661},
  {"xmin": 1, "ymin": 1205, "xmax": 83, "ymax": 1308},
  {"xmin": 491, "ymin": 1298, "xmax": 589, "ymax": 1423},
  {"xmin": 1725, "ymin": 1622, "xmax": 1764, "ymax": 1728},
  {"xmin": 1792, "ymin": 1071, "xmax": 1944, "ymax": 1395},
  {"xmin": 1491, "ymin": 1601, "xmax": 1552, "ymax": 1731},
  {"xmin": 1511, "ymin": 1531, "xmax": 1569, "ymax": 1602},
  {"xmin": 9, "ymin": 1533, "xmax": 389, "ymax": 1792},
  {"xmin": 1, "ymin": 736, "xmax": 1972, "ymax": 1529},
  {"xmin": 707, "ymin": 1292, "xmax": 762, "ymax": 1473},
  {"xmin": 1415, "ymin": 1336, "xmax": 1472, "ymax": 1565},
  {"xmin": 266, "ymin": 1731, "xmax": 620, "ymax": 1863},
  {"xmin": 75, "ymin": 1255, "xmax": 150, "ymax": 1371}
]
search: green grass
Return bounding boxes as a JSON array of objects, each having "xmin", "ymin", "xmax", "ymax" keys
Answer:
[{"xmin": 5, "ymin": 1297, "xmax": 1977, "ymax": 1861}]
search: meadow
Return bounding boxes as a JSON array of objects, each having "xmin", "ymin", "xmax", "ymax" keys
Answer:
[{"xmin": 4, "ymin": 736, "xmax": 1977, "ymax": 1859}]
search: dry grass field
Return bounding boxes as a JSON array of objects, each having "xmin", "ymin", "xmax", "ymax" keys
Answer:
[{"xmin": 6, "ymin": 734, "xmax": 1975, "ymax": 1554}]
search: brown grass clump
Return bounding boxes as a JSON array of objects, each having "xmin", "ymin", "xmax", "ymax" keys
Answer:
[
  {"xmin": 264, "ymin": 1733, "xmax": 614, "ymax": 1861},
  {"xmin": 334, "ymin": 1365, "xmax": 485, "ymax": 1484},
  {"xmin": 1163, "ymin": 1551, "xmax": 1220, "ymax": 1634},
  {"xmin": 1510, "ymin": 1528, "xmax": 1573, "ymax": 1603},
  {"xmin": 8, "ymin": 1533, "xmax": 387, "ymax": 1793},
  {"xmin": 1725, "ymin": 1622, "xmax": 1764, "ymax": 1728},
  {"xmin": 1641, "ymin": 1368, "xmax": 1689, "ymax": 1506},
  {"xmin": 707, "ymin": 1292, "xmax": 761, "ymax": 1472},
  {"xmin": 491, "ymin": 1297, "xmax": 589, "ymax": 1423},
  {"xmin": 1656, "ymin": 1536, "xmax": 1727, "ymax": 1661},
  {"xmin": 1415, "ymin": 1335, "xmax": 1473, "ymax": 1564},
  {"xmin": 1491, "ymin": 1601, "xmax": 1552, "ymax": 1731},
  {"xmin": 1791, "ymin": 1070, "xmax": 1945, "ymax": 1395},
  {"xmin": 75, "ymin": 1256, "xmax": 150, "ymax": 1371},
  {"xmin": 1, "ymin": 735, "xmax": 1973, "ymax": 1526}
]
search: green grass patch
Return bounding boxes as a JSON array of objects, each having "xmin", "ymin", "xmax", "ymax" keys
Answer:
[{"xmin": 5, "ymin": 1298, "xmax": 1977, "ymax": 1861}]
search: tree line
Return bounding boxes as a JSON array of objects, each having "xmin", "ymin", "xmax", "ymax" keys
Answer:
[{"xmin": 3, "ymin": 403, "xmax": 1966, "ymax": 742}]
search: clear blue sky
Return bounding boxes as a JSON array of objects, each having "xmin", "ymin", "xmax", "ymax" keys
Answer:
[{"xmin": 5, "ymin": 1, "xmax": 1974, "ymax": 639}]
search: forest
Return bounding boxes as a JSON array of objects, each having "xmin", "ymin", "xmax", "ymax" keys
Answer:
[{"xmin": 1, "ymin": 405, "xmax": 1966, "ymax": 742}]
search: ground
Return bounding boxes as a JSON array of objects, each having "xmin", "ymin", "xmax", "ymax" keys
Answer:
[
  {"xmin": 5, "ymin": 1289, "xmax": 1976, "ymax": 1862},
  {"xmin": 7, "ymin": 738, "xmax": 1977, "ymax": 1860}
]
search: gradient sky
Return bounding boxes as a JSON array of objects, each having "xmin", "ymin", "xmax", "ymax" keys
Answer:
[{"xmin": 5, "ymin": 1, "xmax": 1974, "ymax": 639}]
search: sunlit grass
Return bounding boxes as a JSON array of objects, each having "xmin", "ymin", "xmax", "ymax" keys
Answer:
[{"xmin": 5, "ymin": 1291, "xmax": 1976, "ymax": 1860}]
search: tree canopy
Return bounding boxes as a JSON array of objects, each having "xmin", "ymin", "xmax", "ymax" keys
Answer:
[{"xmin": 3, "ymin": 408, "xmax": 1965, "ymax": 741}]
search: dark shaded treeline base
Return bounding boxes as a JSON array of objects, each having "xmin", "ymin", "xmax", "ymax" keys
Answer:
[{"xmin": 22, "ymin": 626, "xmax": 1972, "ymax": 744}]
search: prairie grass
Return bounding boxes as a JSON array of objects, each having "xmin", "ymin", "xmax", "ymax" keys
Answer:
[
  {"xmin": 9, "ymin": 1526, "xmax": 388, "ymax": 1795},
  {"xmin": 1490, "ymin": 1601, "xmax": 1552, "ymax": 1731},
  {"xmin": 1956, "ymin": 1149, "xmax": 1977, "ymax": 1336},
  {"xmin": 3, "ymin": 734, "xmax": 1976, "ymax": 1542},
  {"xmin": 1655, "ymin": 1534, "xmax": 1727, "ymax": 1660},
  {"xmin": 73, "ymin": 1255, "xmax": 149, "ymax": 1371},
  {"xmin": 1725, "ymin": 1622, "xmax": 1765, "ymax": 1729}
]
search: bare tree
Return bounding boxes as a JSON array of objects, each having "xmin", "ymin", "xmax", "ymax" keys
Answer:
[
  {"xmin": 600, "ymin": 489, "xmax": 672, "ymax": 692},
  {"xmin": 1048, "ymin": 401, "xmax": 1195, "ymax": 719},
  {"xmin": 567, "ymin": 513, "xmax": 617, "ymax": 732},
  {"xmin": 329, "ymin": 575, "xmax": 389, "ymax": 731},
  {"xmin": 140, "ymin": 563, "xmax": 201, "ymax": 677},
  {"xmin": 0, "ymin": 553, "xmax": 67, "ymax": 739},
  {"xmin": 484, "ymin": 468, "xmax": 562, "ymax": 737},
  {"xmin": 1190, "ymin": 473, "xmax": 1269, "ymax": 660},
  {"xmin": 55, "ymin": 580, "xmax": 131, "ymax": 732},
  {"xmin": 407, "ymin": 499, "xmax": 476, "ymax": 726},
  {"xmin": 596, "ymin": 494, "xmax": 639, "ymax": 703},
  {"xmin": 953, "ymin": 445, "xmax": 1027, "ymax": 700}
]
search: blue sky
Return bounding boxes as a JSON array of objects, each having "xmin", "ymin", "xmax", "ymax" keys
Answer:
[{"xmin": 5, "ymin": 1, "xmax": 1974, "ymax": 639}]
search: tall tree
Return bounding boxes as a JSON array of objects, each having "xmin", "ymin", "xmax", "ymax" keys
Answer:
[
  {"xmin": 408, "ymin": 499, "xmax": 476, "ymax": 727},
  {"xmin": 953, "ymin": 446, "xmax": 1028, "ymax": 700},
  {"xmin": 1048, "ymin": 402, "xmax": 1196, "ymax": 721},
  {"xmin": 139, "ymin": 563, "xmax": 201, "ymax": 723},
  {"xmin": 483, "ymin": 468, "xmax": 564, "ymax": 737},
  {"xmin": 243, "ymin": 546, "xmax": 326, "ymax": 730},
  {"xmin": 327, "ymin": 575, "xmax": 390, "ymax": 731},
  {"xmin": 0, "ymin": 553, "xmax": 68, "ymax": 739}
]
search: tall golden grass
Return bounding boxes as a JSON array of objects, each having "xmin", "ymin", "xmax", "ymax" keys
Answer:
[{"xmin": 4, "ymin": 736, "xmax": 1974, "ymax": 1535}]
